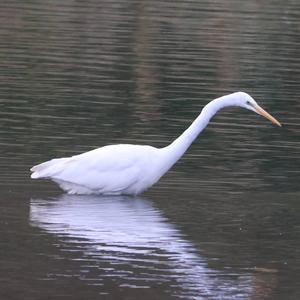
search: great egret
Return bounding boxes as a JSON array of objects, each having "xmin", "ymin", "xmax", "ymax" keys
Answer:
[{"xmin": 31, "ymin": 92, "xmax": 281, "ymax": 195}]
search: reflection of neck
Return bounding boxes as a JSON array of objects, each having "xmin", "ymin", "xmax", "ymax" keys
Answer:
[{"xmin": 159, "ymin": 94, "xmax": 237, "ymax": 172}]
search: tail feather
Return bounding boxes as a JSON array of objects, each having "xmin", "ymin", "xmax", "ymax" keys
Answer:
[{"xmin": 30, "ymin": 157, "xmax": 69, "ymax": 179}]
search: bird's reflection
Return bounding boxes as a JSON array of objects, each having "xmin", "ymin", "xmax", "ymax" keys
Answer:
[{"xmin": 30, "ymin": 194, "xmax": 252, "ymax": 299}]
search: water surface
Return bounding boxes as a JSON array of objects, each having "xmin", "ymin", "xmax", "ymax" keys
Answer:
[{"xmin": 0, "ymin": 0, "xmax": 299, "ymax": 299}]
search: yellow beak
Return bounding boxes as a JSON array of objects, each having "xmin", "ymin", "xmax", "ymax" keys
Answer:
[{"xmin": 254, "ymin": 104, "xmax": 281, "ymax": 127}]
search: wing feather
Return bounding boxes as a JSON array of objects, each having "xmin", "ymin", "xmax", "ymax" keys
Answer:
[{"xmin": 31, "ymin": 144, "xmax": 157, "ymax": 194}]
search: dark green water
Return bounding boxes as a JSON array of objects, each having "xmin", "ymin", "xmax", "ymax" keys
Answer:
[{"xmin": 0, "ymin": 1, "xmax": 299, "ymax": 299}]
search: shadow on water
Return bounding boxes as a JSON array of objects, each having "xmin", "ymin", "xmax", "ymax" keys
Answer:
[
  {"xmin": 1, "ymin": 189, "xmax": 299, "ymax": 300},
  {"xmin": 29, "ymin": 194, "xmax": 252, "ymax": 299}
]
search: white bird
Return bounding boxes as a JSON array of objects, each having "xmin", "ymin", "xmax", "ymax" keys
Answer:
[{"xmin": 31, "ymin": 92, "xmax": 281, "ymax": 195}]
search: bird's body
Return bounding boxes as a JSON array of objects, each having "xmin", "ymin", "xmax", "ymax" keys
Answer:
[
  {"xmin": 31, "ymin": 92, "xmax": 281, "ymax": 195},
  {"xmin": 32, "ymin": 144, "xmax": 164, "ymax": 195}
]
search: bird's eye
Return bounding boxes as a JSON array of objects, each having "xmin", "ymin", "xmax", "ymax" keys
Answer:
[{"xmin": 246, "ymin": 100, "xmax": 251, "ymax": 106}]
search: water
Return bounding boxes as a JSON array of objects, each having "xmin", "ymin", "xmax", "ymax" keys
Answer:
[{"xmin": 0, "ymin": 0, "xmax": 299, "ymax": 299}]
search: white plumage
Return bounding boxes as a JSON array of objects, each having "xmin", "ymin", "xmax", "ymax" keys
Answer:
[
  {"xmin": 31, "ymin": 144, "xmax": 163, "ymax": 195},
  {"xmin": 30, "ymin": 92, "xmax": 281, "ymax": 195}
]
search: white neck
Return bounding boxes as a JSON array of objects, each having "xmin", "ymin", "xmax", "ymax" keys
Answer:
[{"xmin": 159, "ymin": 93, "xmax": 241, "ymax": 172}]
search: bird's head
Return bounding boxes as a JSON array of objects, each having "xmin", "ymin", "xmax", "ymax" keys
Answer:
[{"xmin": 236, "ymin": 92, "xmax": 281, "ymax": 127}]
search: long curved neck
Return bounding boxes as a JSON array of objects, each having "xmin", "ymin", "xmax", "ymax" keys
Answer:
[{"xmin": 159, "ymin": 94, "xmax": 239, "ymax": 172}]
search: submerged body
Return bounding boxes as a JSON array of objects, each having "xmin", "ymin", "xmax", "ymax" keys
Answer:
[
  {"xmin": 31, "ymin": 144, "xmax": 167, "ymax": 195},
  {"xmin": 31, "ymin": 92, "xmax": 281, "ymax": 195}
]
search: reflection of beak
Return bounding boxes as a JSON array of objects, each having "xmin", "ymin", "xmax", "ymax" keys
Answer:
[{"xmin": 254, "ymin": 104, "xmax": 282, "ymax": 127}]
